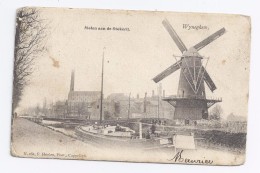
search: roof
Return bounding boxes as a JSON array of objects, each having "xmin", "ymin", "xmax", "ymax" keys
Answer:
[
  {"xmin": 68, "ymin": 91, "xmax": 101, "ymax": 102},
  {"xmin": 183, "ymin": 47, "xmax": 201, "ymax": 57},
  {"xmin": 107, "ymin": 93, "xmax": 128, "ymax": 101},
  {"xmin": 69, "ymin": 91, "xmax": 100, "ymax": 96}
]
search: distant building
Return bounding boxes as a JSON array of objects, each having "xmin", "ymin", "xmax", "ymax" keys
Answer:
[
  {"xmin": 91, "ymin": 92, "xmax": 175, "ymax": 120},
  {"xmin": 67, "ymin": 70, "xmax": 101, "ymax": 118},
  {"xmin": 53, "ymin": 101, "xmax": 67, "ymax": 118},
  {"xmin": 62, "ymin": 71, "xmax": 175, "ymax": 120},
  {"xmin": 143, "ymin": 91, "xmax": 175, "ymax": 119}
]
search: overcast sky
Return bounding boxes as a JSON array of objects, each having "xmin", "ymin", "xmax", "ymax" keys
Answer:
[{"xmin": 18, "ymin": 8, "xmax": 251, "ymax": 118}]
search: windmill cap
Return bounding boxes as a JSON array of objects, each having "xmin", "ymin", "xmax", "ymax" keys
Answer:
[{"xmin": 183, "ymin": 47, "xmax": 202, "ymax": 57}]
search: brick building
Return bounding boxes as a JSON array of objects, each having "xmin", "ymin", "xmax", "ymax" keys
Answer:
[{"xmin": 67, "ymin": 71, "xmax": 101, "ymax": 118}]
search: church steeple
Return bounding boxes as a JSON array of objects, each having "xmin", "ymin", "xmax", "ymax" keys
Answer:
[{"xmin": 70, "ymin": 70, "xmax": 75, "ymax": 91}]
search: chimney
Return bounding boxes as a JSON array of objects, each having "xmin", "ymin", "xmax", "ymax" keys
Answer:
[
  {"xmin": 70, "ymin": 70, "xmax": 75, "ymax": 91},
  {"xmin": 137, "ymin": 94, "xmax": 139, "ymax": 99},
  {"xmin": 152, "ymin": 90, "xmax": 155, "ymax": 97},
  {"xmin": 158, "ymin": 83, "xmax": 162, "ymax": 97},
  {"xmin": 144, "ymin": 92, "xmax": 147, "ymax": 113},
  {"xmin": 163, "ymin": 90, "xmax": 165, "ymax": 97}
]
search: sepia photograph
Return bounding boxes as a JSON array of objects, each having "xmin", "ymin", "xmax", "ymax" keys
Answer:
[{"xmin": 10, "ymin": 7, "xmax": 251, "ymax": 166}]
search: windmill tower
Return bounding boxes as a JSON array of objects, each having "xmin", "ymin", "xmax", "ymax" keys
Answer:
[{"xmin": 153, "ymin": 19, "xmax": 224, "ymax": 120}]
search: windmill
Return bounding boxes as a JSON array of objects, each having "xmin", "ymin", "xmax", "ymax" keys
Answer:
[{"xmin": 153, "ymin": 19, "xmax": 225, "ymax": 121}]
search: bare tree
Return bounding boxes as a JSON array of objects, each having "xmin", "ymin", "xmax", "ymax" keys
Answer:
[
  {"xmin": 209, "ymin": 104, "xmax": 223, "ymax": 121},
  {"xmin": 12, "ymin": 8, "xmax": 47, "ymax": 113}
]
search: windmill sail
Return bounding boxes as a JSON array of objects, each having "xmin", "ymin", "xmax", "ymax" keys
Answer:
[
  {"xmin": 193, "ymin": 28, "xmax": 226, "ymax": 51},
  {"xmin": 202, "ymin": 67, "xmax": 217, "ymax": 92},
  {"xmin": 153, "ymin": 60, "xmax": 181, "ymax": 83},
  {"xmin": 162, "ymin": 19, "xmax": 187, "ymax": 53}
]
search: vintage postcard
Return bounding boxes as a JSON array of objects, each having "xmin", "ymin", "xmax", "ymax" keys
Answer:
[{"xmin": 11, "ymin": 7, "xmax": 251, "ymax": 165}]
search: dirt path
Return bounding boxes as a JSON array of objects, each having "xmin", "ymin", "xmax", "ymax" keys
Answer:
[{"xmin": 11, "ymin": 118, "xmax": 99, "ymax": 160}]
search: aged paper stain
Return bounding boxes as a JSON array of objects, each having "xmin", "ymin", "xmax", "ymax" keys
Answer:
[{"xmin": 49, "ymin": 55, "xmax": 60, "ymax": 68}]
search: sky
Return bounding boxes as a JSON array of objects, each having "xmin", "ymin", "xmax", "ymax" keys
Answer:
[{"xmin": 17, "ymin": 8, "xmax": 251, "ymax": 118}]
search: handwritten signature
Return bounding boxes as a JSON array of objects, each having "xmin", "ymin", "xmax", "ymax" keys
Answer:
[{"xmin": 168, "ymin": 150, "xmax": 213, "ymax": 165}]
